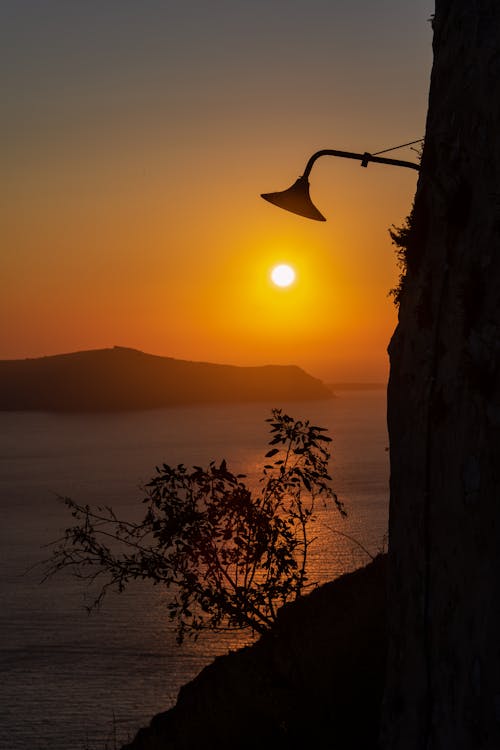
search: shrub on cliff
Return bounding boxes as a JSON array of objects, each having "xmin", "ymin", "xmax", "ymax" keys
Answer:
[{"xmin": 44, "ymin": 409, "xmax": 345, "ymax": 642}]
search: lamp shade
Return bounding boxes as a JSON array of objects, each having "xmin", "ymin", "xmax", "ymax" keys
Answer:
[{"xmin": 261, "ymin": 176, "xmax": 326, "ymax": 221}]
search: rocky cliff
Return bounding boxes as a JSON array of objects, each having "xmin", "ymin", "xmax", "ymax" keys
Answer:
[{"xmin": 383, "ymin": 3, "xmax": 500, "ymax": 748}]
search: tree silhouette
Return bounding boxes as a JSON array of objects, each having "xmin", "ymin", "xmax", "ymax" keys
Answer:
[{"xmin": 44, "ymin": 409, "xmax": 345, "ymax": 643}]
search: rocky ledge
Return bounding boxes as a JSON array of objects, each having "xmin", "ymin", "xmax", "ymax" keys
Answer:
[{"xmin": 122, "ymin": 555, "xmax": 387, "ymax": 750}]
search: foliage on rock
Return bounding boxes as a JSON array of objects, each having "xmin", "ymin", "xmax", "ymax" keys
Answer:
[{"xmin": 388, "ymin": 202, "xmax": 416, "ymax": 307}]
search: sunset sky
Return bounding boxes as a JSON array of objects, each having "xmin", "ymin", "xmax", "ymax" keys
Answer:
[{"xmin": 3, "ymin": 1, "xmax": 433, "ymax": 381}]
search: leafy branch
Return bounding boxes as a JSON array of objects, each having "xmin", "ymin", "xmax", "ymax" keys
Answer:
[{"xmin": 43, "ymin": 409, "xmax": 345, "ymax": 643}]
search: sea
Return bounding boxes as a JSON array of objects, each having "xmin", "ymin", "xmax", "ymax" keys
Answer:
[{"xmin": 0, "ymin": 391, "xmax": 389, "ymax": 749}]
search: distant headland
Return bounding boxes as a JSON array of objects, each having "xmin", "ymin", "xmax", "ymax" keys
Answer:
[{"xmin": 0, "ymin": 347, "xmax": 333, "ymax": 412}]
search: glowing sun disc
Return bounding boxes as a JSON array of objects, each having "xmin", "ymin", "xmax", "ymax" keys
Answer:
[{"xmin": 271, "ymin": 264, "xmax": 296, "ymax": 287}]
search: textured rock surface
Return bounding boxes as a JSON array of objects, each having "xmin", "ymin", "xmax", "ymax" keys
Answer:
[
  {"xmin": 122, "ymin": 556, "xmax": 386, "ymax": 750},
  {"xmin": 383, "ymin": 3, "xmax": 500, "ymax": 748}
]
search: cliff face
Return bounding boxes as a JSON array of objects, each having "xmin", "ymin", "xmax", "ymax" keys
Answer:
[
  {"xmin": 383, "ymin": 3, "xmax": 500, "ymax": 748},
  {"xmin": 0, "ymin": 347, "xmax": 332, "ymax": 411}
]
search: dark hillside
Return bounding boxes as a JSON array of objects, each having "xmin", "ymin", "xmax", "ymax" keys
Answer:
[
  {"xmin": 122, "ymin": 555, "xmax": 387, "ymax": 750},
  {"xmin": 0, "ymin": 347, "xmax": 332, "ymax": 411}
]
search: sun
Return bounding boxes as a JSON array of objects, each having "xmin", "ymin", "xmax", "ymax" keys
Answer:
[{"xmin": 270, "ymin": 264, "xmax": 296, "ymax": 288}]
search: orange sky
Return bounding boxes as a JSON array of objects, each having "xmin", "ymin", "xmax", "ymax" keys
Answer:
[{"xmin": 2, "ymin": 1, "xmax": 433, "ymax": 382}]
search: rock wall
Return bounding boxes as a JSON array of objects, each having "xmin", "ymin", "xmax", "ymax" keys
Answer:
[{"xmin": 383, "ymin": 2, "xmax": 500, "ymax": 747}]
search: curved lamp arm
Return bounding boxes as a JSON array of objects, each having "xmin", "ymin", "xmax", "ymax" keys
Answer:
[
  {"xmin": 261, "ymin": 148, "xmax": 420, "ymax": 221},
  {"xmin": 302, "ymin": 149, "xmax": 420, "ymax": 178}
]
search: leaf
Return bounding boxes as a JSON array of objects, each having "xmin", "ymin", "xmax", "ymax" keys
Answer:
[{"xmin": 265, "ymin": 448, "xmax": 280, "ymax": 458}]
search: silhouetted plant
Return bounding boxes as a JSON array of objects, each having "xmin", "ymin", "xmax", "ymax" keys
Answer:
[
  {"xmin": 388, "ymin": 202, "xmax": 416, "ymax": 307},
  {"xmin": 44, "ymin": 409, "xmax": 345, "ymax": 643},
  {"xmin": 388, "ymin": 139, "xmax": 424, "ymax": 307}
]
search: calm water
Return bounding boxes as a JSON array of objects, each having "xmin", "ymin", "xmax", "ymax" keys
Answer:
[{"xmin": 0, "ymin": 393, "xmax": 388, "ymax": 749}]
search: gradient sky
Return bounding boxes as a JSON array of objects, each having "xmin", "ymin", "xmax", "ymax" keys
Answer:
[{"xmin": 2, "ymin": 1, "xmax": 433, "ymax": 381}]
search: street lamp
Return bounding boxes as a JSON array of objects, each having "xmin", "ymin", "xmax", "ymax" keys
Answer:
[{"xmin": 261, "ymin": 147, "xmax": 420, "ymax": 221}]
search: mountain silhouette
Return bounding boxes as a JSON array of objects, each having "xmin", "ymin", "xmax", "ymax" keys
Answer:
[{"xmin": 0, "ymin": 347, "xmax": 332, "ymax": 411}]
